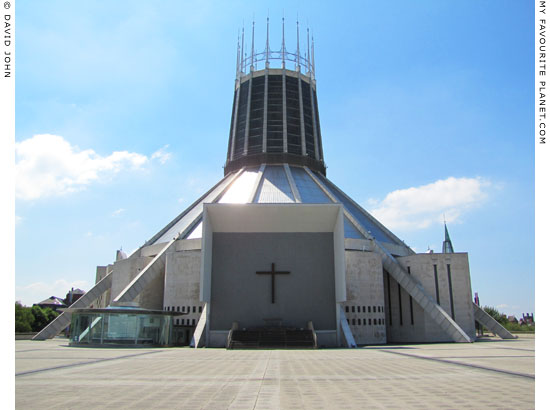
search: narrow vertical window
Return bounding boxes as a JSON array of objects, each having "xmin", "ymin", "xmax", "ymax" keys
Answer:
[
  {"xmin": 433, "ymin": 265, "xmax": 440, "ymax": 304},
  {"xmin": 447, "ymin": 264, "xmax": 455, "ymax": 320},
  {"xmin": 398, "ymin": 284, "xmax": 403, "ymax": 326},
  {"xmin": 409, "ymin": 297, "xmax": 414, "ymax": 325},
  {"xmin": 352, "ymin": 306, "xmax": 355, "ymax": 313},
  {"xmin": 407, "ymin": 266, "xmax": 414, "ymax": 325},
  {"xmin": 386, "ymin": 272, "xmax": 392, "ymax": 326}
]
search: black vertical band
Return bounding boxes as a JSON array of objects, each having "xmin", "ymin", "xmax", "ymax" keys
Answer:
[
  {"xmin": 407, "ymin": 266, "xmax": 414, "ymax": 326},
  {"xmin": 386, "ymin": 271, "xmax": 392, "ymax": 326},
  {"xmin": 447, "ymin": 264, "xmax": 455, "ymax": 320},
  {"xmin": 398, "ymin": 284, "xmax": 403, "ymax": 326},
  {"xmin": 433, "ymin": 264, "xmax": 440, "ymax": 304}
]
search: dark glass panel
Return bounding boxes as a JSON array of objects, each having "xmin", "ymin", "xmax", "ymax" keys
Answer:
[
  {"xmin": 234, "ymin": 80, "xmax": 249, "ymax": 159},
  {"xmin": 301, "ymin": 80, "xmax": 315, "ymax": 157},
  {"xmin": 286, "ymin": 76, "xmax": 302, "ymax": 155},
  {"xmin": 248, "ymin": 76, "xmax": 265, "ymax": 155},
  {"xmin": 312, "ymin": 88, "xmax": 324, "ymax": 159},
  {"xmin": 267, "ymin": 75, "xmax": 284, "ymax": 152}
]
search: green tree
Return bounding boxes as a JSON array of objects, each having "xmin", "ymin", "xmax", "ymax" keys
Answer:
[
  {"xmin": 503, "ymin": 321, "xmax": 535, "ymax": 332},
  {"xmin": 30, "ymin": 305, "xmax": 59, "ymax": 332},
  {"xmin": 15, "ymin": 302, "xmax": 34, "ymax": 333},
  {"xmin": 45, "ymin": 307, "xmax": 59, "ymax": 324},
  {"xmin": 483, "ymin": 306, "xmax": 508, "ymax": 325}
]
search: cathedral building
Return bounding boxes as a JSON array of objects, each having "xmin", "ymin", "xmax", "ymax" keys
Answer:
[{"xmin": 34, "ymin": 20, "xmax": 513, "ymax": 347}]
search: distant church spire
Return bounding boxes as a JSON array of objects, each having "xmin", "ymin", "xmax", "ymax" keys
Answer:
[{"xmin": 442, "ymin": 222, "xmax": 455, "ymax": 253}]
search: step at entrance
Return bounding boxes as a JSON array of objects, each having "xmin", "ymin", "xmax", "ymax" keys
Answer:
[{"xmin": 228, "ymin": 327, "xmax": 316, "ymax": 349}]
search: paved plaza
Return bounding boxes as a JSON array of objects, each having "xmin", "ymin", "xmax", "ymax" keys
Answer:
[{"xmin": 15, "ymin": 335, "xmax": 535, "ymax": 409}]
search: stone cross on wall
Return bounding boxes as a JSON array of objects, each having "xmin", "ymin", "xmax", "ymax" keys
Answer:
[{"xmin": 256, "ymin": 263, "xmax": 290, "ymax": 303}]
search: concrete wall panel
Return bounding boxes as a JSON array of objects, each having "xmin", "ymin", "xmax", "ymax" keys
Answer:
[
  {"xmin": 209, "ymin": 232, "xmax": 336, "ymax": 331},
  {"xmin": 343, "ymin": 250, "xmax": 386, "ymax": 345}
]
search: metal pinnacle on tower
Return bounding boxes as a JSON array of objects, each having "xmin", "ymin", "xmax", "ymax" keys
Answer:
[
  {"xmin": 265, "ymin": 16, "xmax": 270, "ymax": 68},
  {"xmin": 250, "ymin": 20, "xmax": 255, "ymax": 71},
  {"xmin": 232, "ymin": 17, "xmax": 315, "ymax": 78},
  {"xmin": 296, "ymin": 19, "xmax": 300, "ymax": 71},
  {"xmin": 307, "ymin": 28, "xmax": 311, "ymax": 75},
  {"xmin": 235, "ymin": 30, "xmax": 240, "ymax": 77},
  {"xmin": 240, "ymin": 26, "xmax": 245, "ymax": 75},
  {"xmin": 281, "ymin": 16, "xmax": 286, "ymax": 68},
  {"xmin": 311, "ymin": 35, "xmax": 316, "ymax": 78}
]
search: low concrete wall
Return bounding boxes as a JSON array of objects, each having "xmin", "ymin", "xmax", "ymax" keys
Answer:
[
  {"xmin": 208, "ymin": 330, "xmax": 230, "ymax": 348},
  {"xmin": 315, "ymin": 331, "xmax": 338, "ymax": 348},
  {"xmin": 15, "ymin": 332, "xmax": 37, "ymax": 340}
]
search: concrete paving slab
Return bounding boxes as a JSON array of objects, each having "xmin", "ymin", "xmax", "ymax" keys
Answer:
[{"xmin": 16, "ymin": 335, "xmax": 535, "ymax": 409}]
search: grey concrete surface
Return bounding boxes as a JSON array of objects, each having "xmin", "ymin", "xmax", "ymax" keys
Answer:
[{"xmin": 15, "ymin": 335, "xmax": 535, "ymax": 409}]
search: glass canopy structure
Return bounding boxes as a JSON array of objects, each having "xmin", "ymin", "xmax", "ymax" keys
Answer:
[{"xmin": 67, "ymin": 306, "xmax": 178, "ymax": 347}]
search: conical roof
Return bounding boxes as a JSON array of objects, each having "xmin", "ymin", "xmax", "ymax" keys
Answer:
[{"xmin": 144, "ymin": 164, "xmax": 411, "ymax": 256}]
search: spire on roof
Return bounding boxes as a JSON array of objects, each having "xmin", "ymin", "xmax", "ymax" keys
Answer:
[
  {"xmin": 307, "ymin": 27, "xmax": 311, "ymax": 74},
  {"xmin": 250, "ymin": 20, "xmax": 255, "ymax": 71},
  {"xmin": 265, "ymin": 16, "xmax": 270, "ymax": 68},
  {"xmin": 296, "ymin": 19, "xmax": 300, "ymax": 71},
  {"xmin": 442, "ymin": 222, "xmax": 455, "ymax": 253},
  {"xmin": 281, "ymin": 16, "xmax": 286, "ymax": 68},
  {"xmin": 235, "ymin": 30, "xmax": 241, "ymax": 77},
  {"xmin": 241, "ymin": 26, "xmax": 245, "ymax": 73}
]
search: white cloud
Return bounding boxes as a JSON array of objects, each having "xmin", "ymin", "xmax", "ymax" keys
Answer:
[
  {"xmin": 151, "ymin": 145, "xmax": 172, "ymax": 164},
  {"xmin": 16, "ymin": 279, "xmax": 90, "ymax": 306},
  {"xmin": 367, "ymin": 177, "xmax": 490, "ymax": 231},
  {"xmin": 111, "ymin": 208, "xmax": 125, "ymax": 217},
  {"xmin": 15, "ymin": 134, "xmax": 171, "ymax": 200},
  {"xmin": 15, "ymin": 215, "xmax": 23, "ymax": 225}
]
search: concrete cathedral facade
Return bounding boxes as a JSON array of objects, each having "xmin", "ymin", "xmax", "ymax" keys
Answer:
[{"xmin": 35, "ymin": 21, "xmax": 514, "ymax": 347}]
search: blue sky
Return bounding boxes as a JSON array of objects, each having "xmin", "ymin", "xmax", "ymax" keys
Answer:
[{"xmin": 14, "ymin": 1, "xmax": 534, "ymax": 318}]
